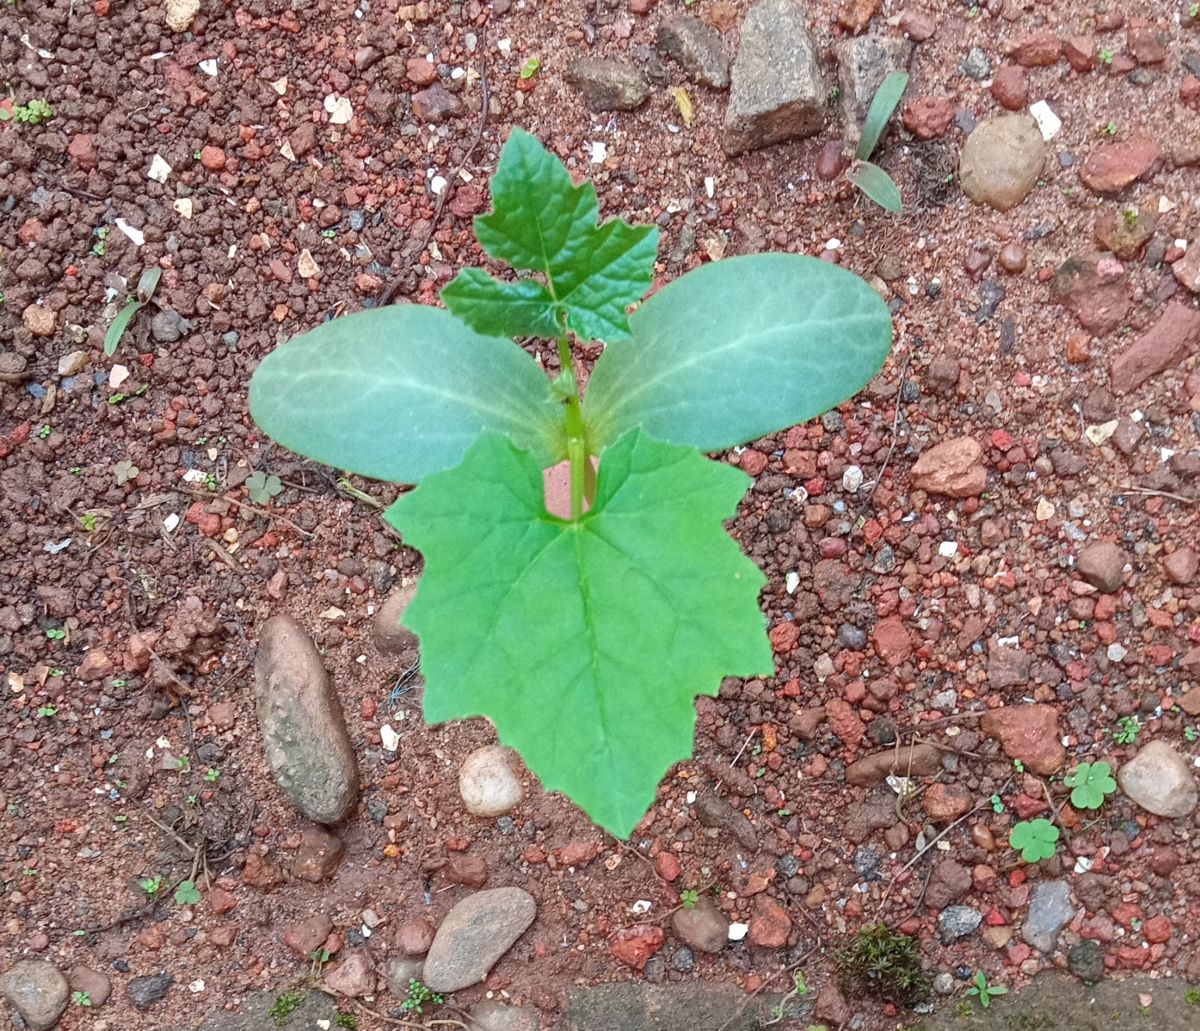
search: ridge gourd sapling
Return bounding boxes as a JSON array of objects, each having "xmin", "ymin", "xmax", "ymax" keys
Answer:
[{"xmin": 249, "ymin": 128, "xmax": 893, "ymax": 837}]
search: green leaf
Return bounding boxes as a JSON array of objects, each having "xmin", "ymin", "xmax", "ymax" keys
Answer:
[
  {"xmin": 1008, "ymin": 818, "xmax": 1060, "ymax": 863},
  {"xmin": 855, "ymin": 71, "xmax": 909, "ymax": 161},
  {"xmin": 847, "ymin": 160, "xmax": 902, "ymax": 213},
  {"xmin": 441, "ymin": 127, "xmax": 659, "ymax": 342},
  {"xmin": 104, "ymin": 299, "xmax": 145, "ymax": 357},
  {"xmin": 385, "ymin": 429, "xmax": 772, "ymax": 836},
  {"xmin": 173, "ymin": 879, "xmax": 201, "ymax": 905},
  {"xmin": 1063, "ymin": 760, "xmax": 1117, "ymax": 810},
  {"xmin": 136, "ymin": 267, "xmax": 162, "ymax": 303},
  {"xmin": 584, "ymin": 254, "xmax": 892, "ymax": 453},
  {"xmin": 249, "ymin": 304, "xmax": 566, "ymax": 483}
]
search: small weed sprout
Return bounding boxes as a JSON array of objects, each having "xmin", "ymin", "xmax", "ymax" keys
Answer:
[
  {"xmin": 1112, "ymin": 715, "xmax": 1141, "ymax": 745},
  {"xmin": 0, "ymin": 98, "xmax": 54, "ymax": 125},
  {"xmin": 1103, "ymin": 121, "xmax": 1118, "ymax": 137},
  {"xmin": 246, "ymin": 470, "xmax": 283, "ymax": 505},
  {"xmin": 401, "ymin": 978, "xmax": 444, "ymax": 1015},
  {"xmin": 520, "ymin": 58, "xmax": 540, "ymax": 80},
  {"xmin": 846, "ymin": 71, "xmax": 908, "ymax": 213},
  {"xmin": 1186, "ymin": 986, "xmax": 1200, "ymax": 1006},
  {"xmin": 989, "ymin": 794, "xmax": 1004, "ymax": 814},
  {"xmin": 966, "ymin": 970, "xmax": 1007, "ymax": 1009},
  {"xmin": 334, "ymin": 1015, "xmax": 357, "ymax": 1029},
  {"xmin": 174, "ymin": 879, "xmax": 202, "ymax": 905},
  {"xmin": 270, "ymin": 990, "xmax": 305, "ymax": 1025},
  {"xmin": 139, "ymin": 875, "xmax": 163, "ymax": 897},
  {"xmin": 1009, "ymin": 818, "xmax": 1059, "ymax": 863},
  {"xmin": 1063, "ymin": 761, "xmax": 1117, "ymax": 810},
  {"xmin": 680, "ymin": 888, "xmax": 700, "ymax": 909},
  {"xmin": 72, "ymin": 991, "xmax": 92, "ymax": 1007},
  {"xmin": 37, "ymin": 705, "xmax": 57, "ymax": 718},
  {"xmin": 835, "ymin": 924, "xmax": 930, "ymax": 1004},
  {"xmin": 1099, "ymin": 47, "xmax": 1115, "ymax": 64}
]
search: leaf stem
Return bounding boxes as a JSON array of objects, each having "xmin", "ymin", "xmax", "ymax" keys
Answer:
[{"xmin": 557, "ymin": 337, "xmax": 588, "ymax": 519}]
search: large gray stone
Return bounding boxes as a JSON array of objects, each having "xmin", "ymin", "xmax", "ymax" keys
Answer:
[
  {"xmin": 1022, "ymin": 880, "xmax": 1074, "ymax": 953},
  {"xmin": 1118, "ymin": 740, "xmax": 1198, "ymax": 818},
  {"xmin": 657, "ymin": 15, "xmax": 730, "ymax": 88},
  {"xmin": 834, "ymin": 34, "xmax": 913, "ymax": 142},
  {"xmin": 722, "ymin": 0, "xmax": 826, "ymax": 155},
  {"xmin": 422, "ymin": 888, "xmax": 537, "ymax": 993},
  {"xmin": 0, "ymin": 961, "xmax": 69, "ymax": 1031},
  {"xmin": 253, "ymin": 614, "xmax": 359, "ymax": 824},
  {"xmin": 959, "ymin": 115, "xmax": 1045, "ymax": 212}
]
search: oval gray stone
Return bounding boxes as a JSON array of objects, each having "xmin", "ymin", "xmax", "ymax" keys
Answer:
[
  {"xmin": 960, "ymin": 115, "xmax": 1045, "ymax": 212},
  {"xmin": 0, "ymin": 961, "xmax": 68, "ymax": 1031},
  {"xmin": 423, "ymin": 888, "xmax": 537, "ymax": 993},
  {"xmin": 1117, "ymin": 740, "xmax": 1198, "ymax": 818},
  {"xmin": 253, "ymin": 614, "xmax": 359, "ymax": 824}
]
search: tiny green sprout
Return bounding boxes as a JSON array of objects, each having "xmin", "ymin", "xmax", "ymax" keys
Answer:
[
  {"xmin": 205, "ymin": 768, "xmax": 220, "ymax": 783},
  {"xmin": 966, "ymin": 970, "xmax": 1007, "ymax": 1009},
  {"xmin": 92, "ymin": 226, "xmax": 110, "ymax": 257},
  {"xmin": 1122, "ymin": 207, "xmax": 1139, "ymax": 229},
  {"xmin": 70, "ymin": 466, "xmax": 82, "ymax": 475},
  {"xmin": 114, "ymin": 459, "xmax": 140, "ymax": 485},
  {"xmin": 1064, "ymin": 761, "xmax": 1117, "ymax": 810},
  {"xmin": 174, "ymin": 879, "xmax": 202, "ymax": 905},
  {"xmin": 1186, "ymin": 726, "xmax": 1198, "ymax": 744},
  {"xmin": 37, "ymin": 705, "xmax": 58, "ymax": 718},
  {"xmin": 1009, "ymin": 818, "xmax": 1060, "ymax": 863},
  {"xmin": 112, "ymin": 679, "xmax": 127, "ymax": 688},
  {"xmin": 38, "ymin": 424, "xmax": 51, "ymax": 439},
  {"xmin": 680, "ymin": 888, "xmax": 700, "ymax": 909},
  {"xmin": 1186, "ymin": 986, "xmax": 1200, "ymax": 1006},
  {"xmin": 1191, "ymin": 3, "xmax": 1200, "ymax": 18},
  {"xmin": 46, "ymin": 628, "xmax": 66, "ymax": 641},
  {"xmin": 321, "ymin": 228, "xmax": 337, "ymax": 238},
  {"xmin": 49, "ymin": 668, "xmax": 63, "ymax": 677},
  {"xmin": 990, "ymin": 794, "xmax": 1004, "ymax": 814},
  {"xmin": 1012, "ymin": 759, "xmax": 1025, "ymax": 773},
  {"xmin": 204, "ymin": 472, "xmax": 220, "ymax": 492},
  {"xmin": 1103, "ymin": 122, "xmax": 1118, "ymax": 137},
  {"xmin": 1112, "ymin": 715, "xmax": 1141, "ymax": 745},
  {"xmin": 139, "ymin": 875, "xmax": 163, "ymax": 897},
  {"xmin": 246, "ymin": 470, "xmax": 284, "ymax": 505},
  {"xmin": 6, "ymin": 98, "xmax": 55, "ymax": 125},
  {"xmin": 400, "ymin": 978, "xmax": 444, "ymax": 1015},
  {"xmin": 193, "ymin": 149, "xmax": 202, "ymax": 161},
  {"xmin": 196, "ymin": 436, "xmax": 208, "ymax": 445},
  {"xmin": 80, "ymin": 512, "xmax": 97, "ymax": 532},
  {"xmin": 72, "ymin": 991, "xmax": 92, "ymax": 1007},
  {"xmin": 334, "ymin": 1014, "xmax": 358, "ymax": 1030},
  {"xmin": 520, "ymin": 57, "xmax": 540, "ymax": 80},
  {"xmin": 114, "ymin": 814, "xmax": 128, "ymax": 824},
  {"xmin": 186, "ymin": 794, "xmax": 199, "ymax": 805},
  {"xmin": 107, "ymin": 393, "xmax": 127, "ymax": 405},
  {"xmin": 175, "ymin": 755, "xmax": 190, "ymax": 771},
  {"xmin": 23, "ymin": 867, "xmax": 38, "ymax": 877},
  {"xmin": 1099, "ymin": 47, "xmax": 1115, "ymax": 64}
]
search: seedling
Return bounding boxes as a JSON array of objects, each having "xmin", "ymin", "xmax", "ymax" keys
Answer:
[
  {"xmin": 249, "ymin": 129, "xmax": 892, "ymax": 837},
  {"xmin": 1112, "ymin": 715, "xmax": 1141, "ymax": 745},
  {"xmin": 139, "ymin": 875, "xmax": 163, "ymax": 897},
  {"xmin": 246, "ymin": 470, "xmax": 283, "ymax": 505},
  {"xmin": 270, "ymin": 990, "xmax": 304, "ymax": 1025},
  {"xmin": 334, "ymin": 1015, "xmax": 357, "ymax": 1029},
  {"xmin": 1122, "ymin": 207, "xmax": 1139, "ymax": 229},
  {"xmin": 1187, "ymin": 986, "xmax": 1200, "ymax": 1005},
  {"xmin": 204, "ymin": 768, "xmax": 220, "ymax": 783},
  {"xmin": 966, "ymin": 970, "xmax": 1007, "ymax": 1009},
  {"xmin": 1099, "ymin": 47, "xmax": 1115, "ymax": 65},
  {"xmin": 769, "ymin": 971, "xmax": 810, "ymax": 1024},
  {"xmin": 1103, "ymin": 121, "xmax": 1118, "ymax": 137},
  {"xmin": 0, "ymin": 98, "xmax": 54, "ymax": 125},
  {"xmin": 36, "ymin": 705, "xmax": 57, "ymax": 718},
  {"xmin": 46, "ymin": 628, "xmax": 66, "ymax": 641},
  {"xmin": 680, "ymin": 888, "xmax": 700, "ymax": 909},
  {"xmin": 174, "ymin": 879, "xmax": 201, "ymax": 905},
  {"xmin": 1009, "ymin": 818, "xmax": 1059, "ymax": 862},
  {"xmin": 308, "ymin": 947, "xmax": 331, "ymax": 974},
  {"xmin": 1063, "ymin": 761, "xmax": 1117, "ymax": 810},
  {"xmin": 37, "ymin": 424, "xmax": 51, "ymax": 439},
  {"xmin": 92, "ymin": 226, "xmax": 109, "ymax": 257},
  {"xmin": 1012, "ymin": 759, "xmax": 1025, "ymax": 773},
  {"xmin": 836, "ymin": 924, "xmax": 930, "ymax": 1004},
  {"xmin": 989, "ymin": 794, "xmax": 1004, "ymax": 814},
  {"xmin": 104, "ymin": 267, "xmax": 162, "ymax": 356},
  {"xmin": 72, "ymin": 991, "xmax": 92, "ymax": 1007},
  {"xmin": 400, "ymin": 978, "xmax": 444, "ymax": 1015},
  {"xmin": 1186, "ymin": 726, "xmax": 1197, "ymax": 744},
  {"xmin": 114, "ymin": 460, "xmax": 140, "ymax": 485},
  {"xmin": 846, "ymin": 71, "xmax": 908, "ymax": 213},
  {"xmin": 520, "ymin": 58, "xmax": 540, "ymax": 79}
]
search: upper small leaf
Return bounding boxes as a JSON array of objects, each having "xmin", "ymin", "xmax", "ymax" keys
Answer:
[
  {"xmin": 249, "ymin": 304, "xmax": 566, "ymax": 483},
  {"xmin": 855, "ymin": 70, "xmax": 909, "ymax": 162},
  {"xmin": 848, "ymin": 160, "xmax": 903, "ymax": 213},
  {"xmin": 442, "ymin": 128, "xmax": 659, "ymax": 342},
  {"xmin": 385, "ymin": 428, "xmax": 772, "ymax": 837}
]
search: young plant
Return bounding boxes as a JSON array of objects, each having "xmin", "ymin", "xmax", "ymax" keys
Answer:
[
  {"xmin": 246, "ymin": 470, "xmax": 283, "ymax": 505},
  {"xmin": 400, "ymin": 978, "xmax": 444, "ymax": 1015},
  {"xmin": 174, "ymin": 879, "xmax": 202, "ymax": 905},
  {"xmin": 966, "ymin": 970, "xmax": 1007, "ymax": 1009},
  {"xmin": 680, "ymin": 888, "xmax": 700, "ymax": 909},
  {"xmin": 249, "ymin": 129, "xmax": 892, "ymax": 837},
  {"xmin": 1009, "ymin": 818, "xmax": 1059, "ymax": 862},
  {"xmin": 1063, "ymin": 760, "xmax": 1117, "ymax": 810},
  {"xmin": 270, "ymin": 990, "xmax": 304, "ymax": 1025},
  {"xmin": 835, "ymin": 924, "xmax": 930, "ymax": 1005},
  {"xmin": 1112, "ymin": 715, "xmax": 1141, "ymax": 745},
  {"xmin": 847, "ymin": 71, "xmax": 908, "ymax": 213},
  {"xmin": 104, "ymin": 268, "xmax": 162, "ymax": 356},
  {"xmin": 139, "ymin": 875, "xmax": 163, "ymax": 897},
  {"xmin": 71, "ymin": 991, "xmax": 92, "ymax": 1007},
  {"xmin": 0, "ymin": 98, "xmax": 54, "ymax": 125}
]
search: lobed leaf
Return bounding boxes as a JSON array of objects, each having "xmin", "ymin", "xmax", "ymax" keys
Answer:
[
  {"xmin": 847, "ymin": 160, "xmax": 903, "ymax": 213},
  {"xmin": 385, "ymin": 429, "xmax": 772, "ymax": 837},
  {"xmin": 855, "ymin": 70, "xmax": 909, "ymax": 162},
  {"xmin": 441, "ymin": 128, "xmax": 659, "ymax": 342},
  {"xmin": 248, "ymin": 305, "xmax": 566, "ymax": 483},
  {"xmin": 583, "ymin": 254, "xmax": 892, "ymax": 454}
]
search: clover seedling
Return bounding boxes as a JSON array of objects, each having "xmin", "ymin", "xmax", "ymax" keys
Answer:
[
  {"xmin": 250, "ymin": 128, "xmax": 892, "ymax": 837},
  {"xmin": 246, "ymin": 470, "xmax": 283, "ymax": 505},
  {"xmin": 847, "ymin": 71, "xmax": 908, "ymax": 213},
  {"xmin": 72, "ymin": 991, "xmax": 92, "ymax": 1007},
  {"xmin": 1064, "ymin": 760, "xmax": 1117, "ymax": 810},
  {"xmin": 1009, "ymin": 818, "xmax": 1060, "ymax": 862},
  {"xmin": 966, "ymin": 970, "xmax": 1007, "ymax": 1009},
  {"xmin": 680, "ymin": 888, "xmax": 700, "ymax": 909},
  {"xmin": 139, "ymin": 875, "xmax": 163, "ymax": 897},
  {"xmin": 1112, "ymin": 715, "xmax": 1141, "ymax": 745},
  {"xmin": 174, "ymin": 879, "xmax": 201, "ymax": 905}
]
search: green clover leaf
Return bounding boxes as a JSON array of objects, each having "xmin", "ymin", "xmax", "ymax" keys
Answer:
[
  {"xmin": 1063, "ymin": 760, "xmax": 1117, "ymax": 810},
  {"xmin": 1009, "ymin": 818, "xmax": 1060, "ymax": 863},
  {"xmin": 173, "ymin": 879, "xmax": 202, "ymax": 905},
  {"xmin": 385, "ymin": 428, "xmax": 772, "ymax": 837},
  {"xmin": 442, "ymin": 128, "xmax": 659, "ymax": 342}
]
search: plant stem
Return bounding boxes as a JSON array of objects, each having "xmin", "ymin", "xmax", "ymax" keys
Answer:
[{"xmin": 557, "ymin": 337, "xmax": 588, "ymax": 519}]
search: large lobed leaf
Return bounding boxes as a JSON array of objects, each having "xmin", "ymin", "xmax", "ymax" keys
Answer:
[
  {"xmin": 442, "ymin": 128, "xmax": 659, "ymax": 342},
  {"xmin": 583, "ymin": 253, "xmax": 893, "ymax": 453},
  {"xmin": 385, "ymin": 429, "xmax": 772, "ymax": 837},
  {"xmin": 248, "ymin": 305, "xmax": 565, "ymax": 483}
]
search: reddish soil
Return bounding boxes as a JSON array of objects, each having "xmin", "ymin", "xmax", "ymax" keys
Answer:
[{"xmin": 2, "ymin": 0, "xmax": 1200, "ymax": 1029}]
